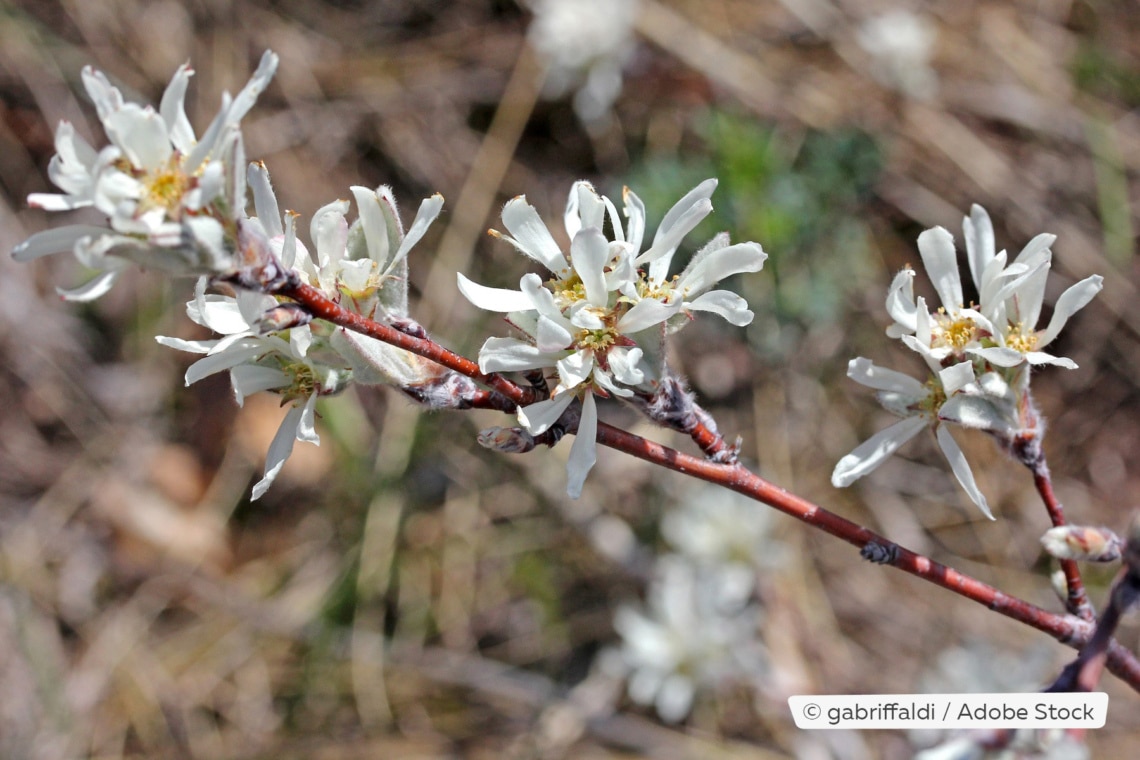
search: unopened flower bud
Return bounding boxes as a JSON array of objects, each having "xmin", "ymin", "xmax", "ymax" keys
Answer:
[
  {"xmin": 1040, "ymin": 525, "xmax": 1123, "ymax": 563},
  {"xmin": 478, "ymin": 426, "xmax": 536, "ymax": 454},
  {"xmin": 255, "ymin": 303, "xmax": 312, "ymax": 333}
]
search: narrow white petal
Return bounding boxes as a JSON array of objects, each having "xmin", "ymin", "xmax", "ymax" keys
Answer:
[
  {"xmin": 230, "ymin": 364, "xmax": 290, "ymax": 403},
  {"xmin": 636, "ymin": 198, "xmax": 712, "ymax": 269},
  {"xmin": 155, "ymin": 335, "xmax": 218, "ymax": 355},
  {"xmin": 684, "ymin": 290, "xmax": 753, "ymax": 326},
  {"xmin": 884, "ymin": 268, "xmax": 917, "ymax": 333},
  {"xmin": 13, "ymin": 225, "xmax": 108, "ymax": 261},
  {"xmin": 499, "ymin": 196, "xmax": 566, "ymax": 273},
  {"xmin": 570, "ymin": 227, "xmax": 610, "ymax": 307},
  {"xmin": 184, "ymin": 343, "xmax": 265, "ymax": 385},
  {"xmin": 517, "ymin": 392, "xmax": 574, "ymax": 434},
  {"xmin": 1024, "ymin": 351, "xmax": 1077, "ymax": 369},
  {"xmin": 916, "ymin": 226, "xmax": 963, "ymax": 312},
  {"xmin": 935, "ymin": 426, "xmax": 993, "ymax": 519},
  {"xmin": 159, "ymin": 62, "xmax": 196, "ymax": 154},
  {"xmin": 939, "ymin": 396, "xmax": 1014, "ymax": 435},
  {"xmin": 350, "ymin": 186, "xmax": 392, "ymax": 266},
  {"xmin": 394, "ymin": 193, "xmax": 444, "ymax": 262},
  {"xmin": 566, "ymin": 393, "xmax": 598, "ymax": 499},
  {"xmin": 831, "ymin": 416, "xmax": 927, "ymax": 487},
  {"xmin": 456, "ymin": 273, "xmax": 533, "ymax": 312},
  {"xmin": 654, "ymin": 179, "xmax": 717, "ymax": 248},
  {"xmin": 478, "ymin": 337, "xmax": 558, "ymax": 374},
  {"xmin": 310, "ymin": 199, "xmax": 350, "ymax": 270},
  {"xmin": 675, "ymin": 242, "xmax": 766, "ymax": 296},
  {"xmin": 247, "ymin": 162, "xmax": 283, "ymax": 237},
  {"xmin": 623, "ymin": 187, "xmax": 646, "ymax": 252},
  {"xmin": 104, "ymin": 105, "xmax": 171, "ymax": 170},
  {"xmin": 846, "ymin": 357, "xmax": 927, "ymax": 396},
  {"xmin": 1037, "ymin": 275, "xmax": 1103, "ymax": 348},
  {"xmin": 963, "ymin": 204, "xmax": 995, "ymax": 292},
  {"xmin": 966, "ymin": 346, "xmax": 1024, "ymax": 368},
  {"xmin": 617, "ymin": 298, "xmax": 679, "ymax": 333},
  {"xmin": 251, "ymin": 400, "xmax": 304, "ymax": 501},
  {"xmin": 56, "ymin": 271, "xmax": 120, "ymax": 302}
]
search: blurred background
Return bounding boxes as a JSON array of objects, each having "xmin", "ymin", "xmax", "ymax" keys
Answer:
[{"xmin": 1, "ymin": 0, "xmax": 1138, "ymax": 757}]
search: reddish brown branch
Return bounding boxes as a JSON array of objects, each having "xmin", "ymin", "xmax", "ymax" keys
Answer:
[{"xmin": 277, "ymin": 278, "xmax": 537, "ymax": 407}]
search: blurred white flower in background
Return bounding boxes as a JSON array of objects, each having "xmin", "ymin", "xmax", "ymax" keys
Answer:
[
  {"xmin": 856, "ymin": 9, "xmax": 938, "ymax": 99},
  {"xmin": 526, "ymin": 0, "xmax": 640, "ymax": 124},
  {"xmin": 612, "ymin": 555, "xmax": 766, "ymax": 723}
]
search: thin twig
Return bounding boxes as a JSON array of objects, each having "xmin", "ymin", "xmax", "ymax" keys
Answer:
[{"xmin": 1032, "ymin": 461, "xmax": 1095, "ymax": 620}]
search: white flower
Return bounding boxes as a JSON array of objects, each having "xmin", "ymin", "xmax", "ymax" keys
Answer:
[
  {"xmin": 156, "ymin": 277, "xmax": 346, "ymax": 499},
  {"xmin": 660, "ymin": 482, "xmax": 787, "ymax": 607},
  {"xmin": 459, "ymin": 180, "xmax": 764, "ymax": 497},
  {"xmin": 247, "ymin": 163, "xmax": 447, "ymax": 389},
  {"xmin": 14, "ymin": 51, "xmax": 279, "ymax": 299},
  {"xmin": 856, "ymin": 10, "xmax": 939, "ymax": 99},
  {"xmin": 613, "ymin": 555, "xmax": 766, "ymax": 723},
  {"xmin": 526, "ymin": 0, "xmax": 639, "ymax": 124},
  {"xmin": 886, "ymin": 207, "xmax": 1102, "ymax": 370},
  {"xmin": 831, "ymin": 357, "xmax": 996, "ymax": 519}
]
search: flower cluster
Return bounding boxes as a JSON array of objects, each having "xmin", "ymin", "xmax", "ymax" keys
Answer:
[
  {"xmin": 833, "ymin": 205, "xmax": 1103, "ymax": 517},
  {"xmin": 461, "ymin": 179, "xmax": 766, "ymax": 497},
  {"xmin": 14, "ymin": 51, "xmax": 279, "ymax": 300},
  {"xmin": 156, "ymin": 163, "xmax": 447, "ymax": 497}
]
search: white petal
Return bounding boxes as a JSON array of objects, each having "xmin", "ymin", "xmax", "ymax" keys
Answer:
[
  {"xmin": 655, "ymin": 674, "xmax": 695, "ymax": 724},
  {"xmin": 535, "ymin": 315, "xmax": 573, "ymax": 353},
  {"xmin": 155, "ymin": 335, "xmax": 218, "ymax": 355},
  {"xmin": 884, "ymin": 268, "xmax": 918, "ymax": 333},
  {"xmin": 676, "ymin": 242, "xmax": 766, "ymax": 297},
  {"xmin": 251, "ymin": 394, "xmax": 315, "ymax": 501},
  {"xmin": 566, "ymin": 393, "xmax": 598, "ymax": 499},
  {"xmin": 570, "ymin": 227, "xmax": 610, "ymax": 307},
  {"xmin": 478, "ymin": 337, "xmax": 558, "ymax": 374},
  {"xmin": 498, "ymin": 196, "xmax": 567, "ymax": 273},
  {"xmin": 57, "ymin": 271, "xmax": 120, "ymax": 302},
  {"xmin": 916, "ymin": 226, "xmax": 963, "ymax": 312},
  {"xmin": 456, "ymin": 272, "xmax": 533, "ymax": 312},
  {"xmin": 684, "ymin": 290, "xmax": 754, "ymax": 326},
  {"xmin": 104, "ymin": 104, "xmax": 171, "ymax": 170},
  {"xmin": 623, "ymin": 187, "xmax": 646, "ymax": 253},
  {"xmin": 310, "ymin": 199, "xmax": 350, "ymax": 271},
  {"xmin": 230, "ymin": 364, "xmax": 290, "ymax": 404},
  {"xmin": 247, "ymin": 162, "xmax": 282, "ymax": 237},
  {"xmin": 963, "ymin": 204, "xmax": 995, "ymax": 293},
  {"xmin": 846, "ymin": 357, "xmax": 926, "ymax": 396},
  {"xmin": 939, "ymin": 396, "xmax": 1014, "ymax": 436},
  {"xmin": 1037, "ymin": 275, "xmax": 1103, "ymax": 348},
  {"xmin": 617, "ymin": 298, "xmax": 678, "ymax": 334},
  {"xmin": 935, "ymin": 426, "xmax": 993, "ymax": 520},
  {"xmin": 159, "ymin": 62, "xmax": 196, "ymax": 154},
  {"xmin": 966, "ymin": 346, "xmax": 1025, "ymax": 368},
  {"xmin": 349, "ymin": 186, "xmax": 392, "ymax": 266},
  {"xmin": 184, "ymin": 342, "xmax": 265, "ymax": 385},
  {"xmin": 1024, "ymin": 351, "xmax": 1077, "ymax": 369},
  {"xmin": 555, "ymin": 351, "xmax": 594, "ymax": 390},
  {"xmin": 517, "ymin": 392, "xmax": 574, "ymax": 434},
  {"xmin": 607, "ymin": 347, "xmax": 646, "ymax": 387},
  {"xmin": 937, "ymin": 362, "xmax": 975, "ymax": 395},
  {"xmin": 637, "ymin": 198, "xmax": 712, "ymax": 270},
  {"xmin": 394, "ymin": 193, "xmax": 444, "ymax": 262},
  {"xmin": 831, "ymin": 416, "xmax": 927, "ymax": 487},
  {"xmin": 12, "ymin": 225, "xmax": 112, "ymax": 261}
]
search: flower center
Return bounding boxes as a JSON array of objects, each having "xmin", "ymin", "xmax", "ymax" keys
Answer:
[
  {"xmin": 1005, "ymin": 321, "xmax": 1038, "ymax": 354},
  {"xmin": 933, "ymin": 311, "xmax": 979, "ymax": 350},
  {"xmin": 139, "ymin": 155, "xmax": 192, "ymax": 217}
]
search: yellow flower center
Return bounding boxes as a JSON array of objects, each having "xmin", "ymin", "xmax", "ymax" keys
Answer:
[
  {"xmin": 1005, "ymin": 321, "xmax": 1038, "ymax": 354},
  {"xmin": 139, "ymin": 155, "xmax": 192, "ymax": 217},
  {"xmin": 934, "ymin": 310, "xmax": 979, "ymax": 350}
]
